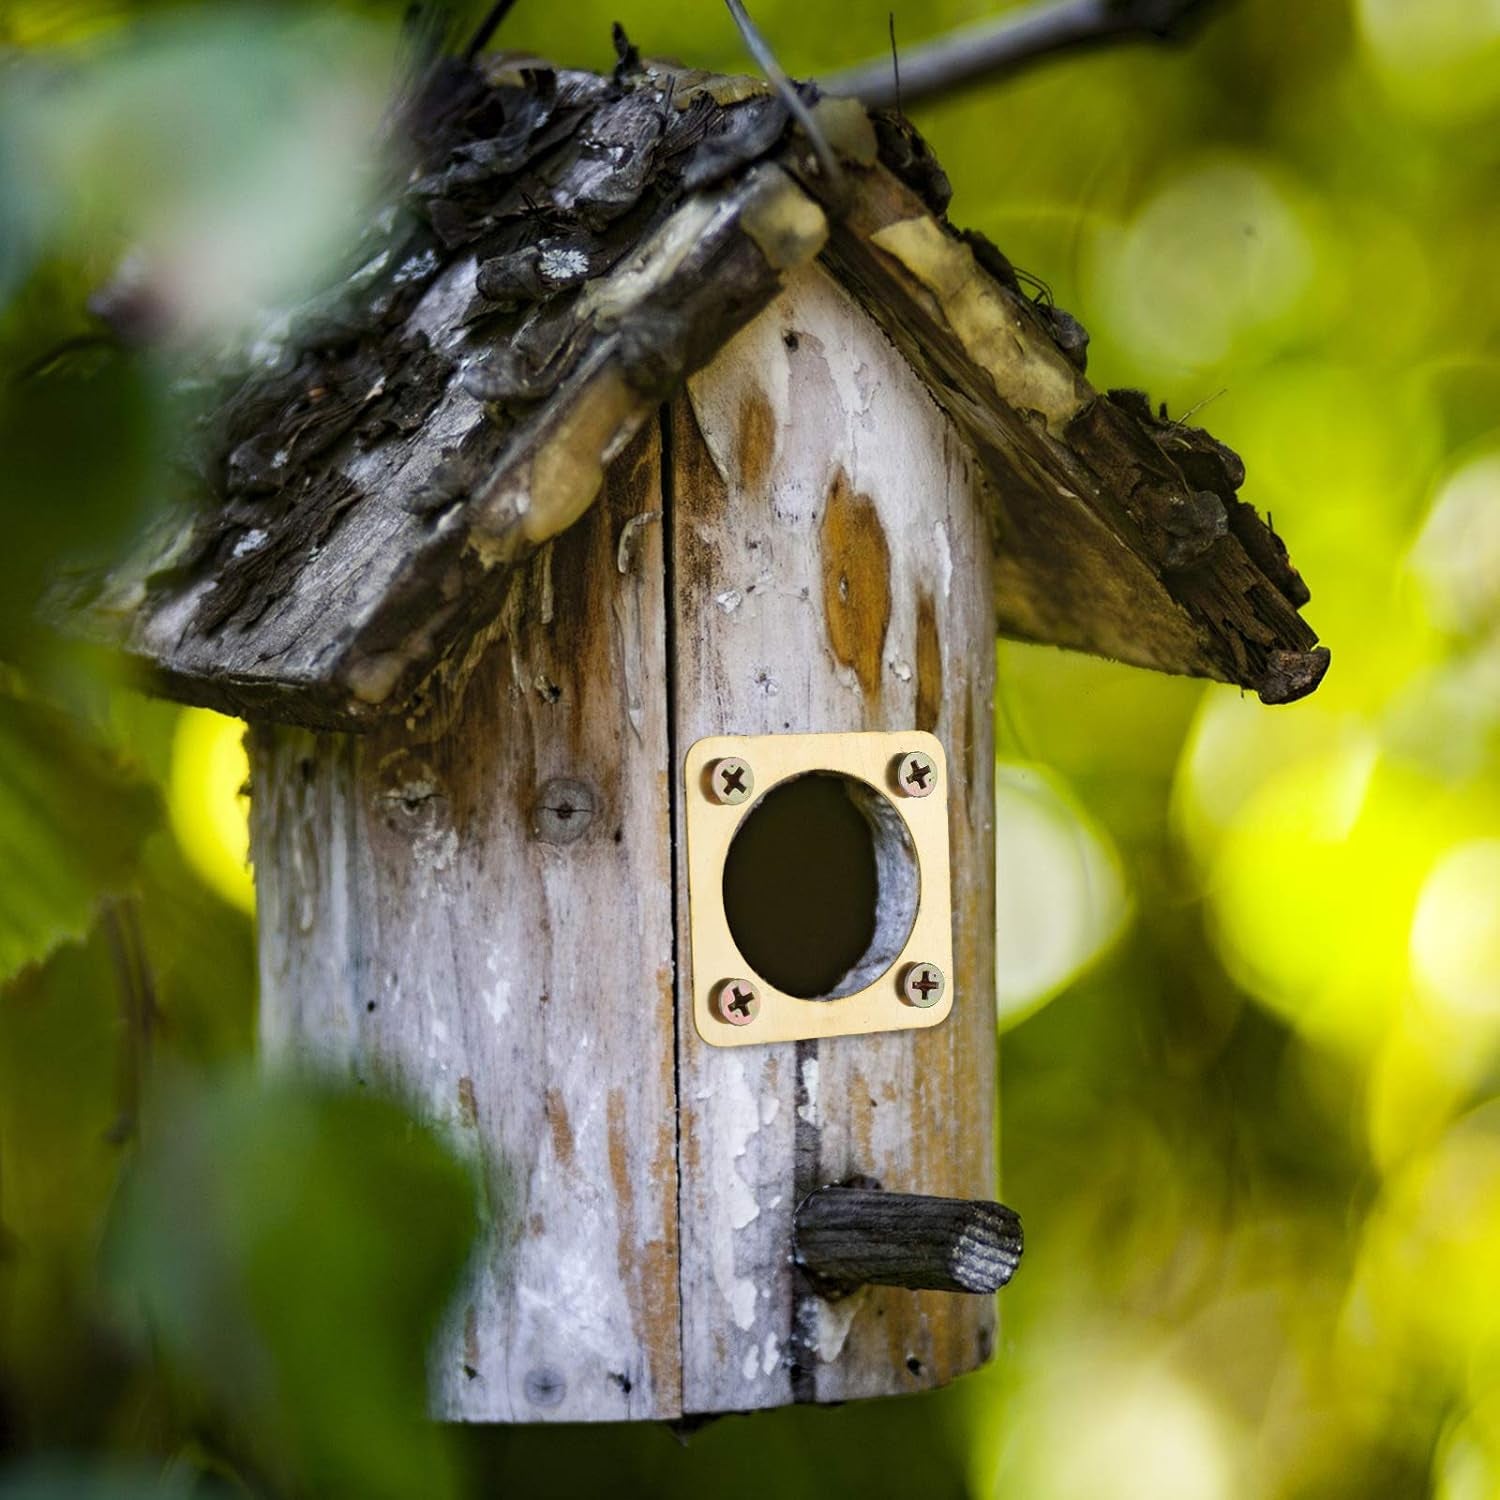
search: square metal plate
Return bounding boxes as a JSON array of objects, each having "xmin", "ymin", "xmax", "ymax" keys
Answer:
[{"xmin": 684, "ymin": 730, "xmax": 954, "ymax": 1047}]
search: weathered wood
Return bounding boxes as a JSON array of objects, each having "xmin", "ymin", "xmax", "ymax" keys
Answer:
[
  {"xmin": 82, "ymin": 53, "xmax": 1325, "ymax": 731},
  {"xmin": 670, "ymin": 262, "xmax": 998, "ymax": 1411},
  {"xmin": 806, "ymin": 159, "xmax": 1328, "ymax": 704},
  {"xmin": 794, "ymin": 1187, "xmax": 1023, "ymax": 1295},
  {"xmin": 244, "ymin": 261, "xmax": 1009, "ymax": 1425},
  {"xmin": 122, "ymin": 159, "xmax": 821, "ymax": 730},
  {"xmin": 248, "ymin": 426, "xmax": 683, "ymax": 1421}
]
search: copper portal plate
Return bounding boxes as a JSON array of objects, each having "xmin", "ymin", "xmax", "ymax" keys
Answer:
[{"xmin": 683, "ymin": 730, "xmax": 954, "ymax": 1048}]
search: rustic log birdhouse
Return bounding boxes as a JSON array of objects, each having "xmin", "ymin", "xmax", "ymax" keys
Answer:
[{"xmin": 85, "ymin": 39, "xmax": 1327, "ymax": 1424}]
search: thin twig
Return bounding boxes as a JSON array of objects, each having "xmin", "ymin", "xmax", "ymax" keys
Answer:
[
  {"xmin": 888, "ymin": 12, "xmax": 903, "ymax": 117},
  {"xmin": 464, "ymin": 0, "xmax": 523, "ymax": 63},
  {"xmin": 1169, "ymin": 386, "xmax": 1227, "ymax": 427},
  {"xmin": 825, "ymin": 0, "xmax": 1228, "ymax": 110},
  {"xmin": 723, "ymin": 0, "xmax": 845, "ymax": 197}
]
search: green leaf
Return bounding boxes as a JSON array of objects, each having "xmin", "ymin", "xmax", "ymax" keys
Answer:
[
  {"xmin": 0, "ymin": 694, "xmax": 160, "ymax": 982},
  {"xmin": 106, "ymin": 1071, "xmax": 479, "ymax": 1500},
  {"xmin": 0, "ymin": 1461, "xmax": 195, "ymax": 1500}
]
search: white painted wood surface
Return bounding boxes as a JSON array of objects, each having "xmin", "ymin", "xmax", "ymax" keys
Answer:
[
  {"xmin": 671, "ymin": 263, "xmax": 997, "ymax": 1412},
  {"xmin": 249, "ymin": 264, "xmax": 998, "ymax": 1422},
  {"xmin": 250, "ymin": 429, "xmax": 683, "ymax": 1422}
]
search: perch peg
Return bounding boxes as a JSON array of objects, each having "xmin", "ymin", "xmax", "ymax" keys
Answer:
[{"xmin": 794, "ymin": 1186, "xmax": 1023, "ymax": 1295}]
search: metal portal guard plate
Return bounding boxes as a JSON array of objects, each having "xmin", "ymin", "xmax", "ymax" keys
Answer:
[{"xmin": 684, "ymin": 730, "xmax": 954, "ymax": 1047}]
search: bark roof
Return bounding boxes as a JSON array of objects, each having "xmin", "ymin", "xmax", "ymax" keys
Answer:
[{"xmin": 82, "ymin": 38, "xmax": 1327, "ymax": 728}]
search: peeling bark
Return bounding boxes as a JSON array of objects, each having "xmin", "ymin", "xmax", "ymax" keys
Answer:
[{"xmin": 77, "ymin": 46, "xmax": 1325, "ymax": 730}]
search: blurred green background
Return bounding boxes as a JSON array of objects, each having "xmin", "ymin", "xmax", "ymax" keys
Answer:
[{"xmin": 3, "ymin": 0, "xmax": 1500, "ymax": 1495}]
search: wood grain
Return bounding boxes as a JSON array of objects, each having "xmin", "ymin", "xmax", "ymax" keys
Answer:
[
  {"xmin": 794, "ymin": 1187, "xmax": 1022, "ymax": 1295},
  {"xmin": 249, "ymin": 427, "xmax": 683, "ymax": 1421},
  {"xmin": 125, "ymin": 164, "xmax": 818, "ymax": 730},
  {"xmin": 87, "ymin": 70, "xmax": 1324, "ymax": 731},
  {"xmin": 669, "ymin": 262, "xmax": 998, "ymax": 1412}
]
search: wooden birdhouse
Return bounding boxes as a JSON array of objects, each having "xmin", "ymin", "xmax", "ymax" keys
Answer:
[{"xmin": 84, "ymin": 44, "xmax": 1326, "ymax": 1424}]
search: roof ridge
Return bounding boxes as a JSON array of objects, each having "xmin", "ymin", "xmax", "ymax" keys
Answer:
[{"xmin": 69, "ymin": 40, "xmax": 1323, "ymax": 725}]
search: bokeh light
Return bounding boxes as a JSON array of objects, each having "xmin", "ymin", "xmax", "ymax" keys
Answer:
[
  {"xmin": 1412, "ymin": 453, "xmax": 1500, "ymax": 636},
  {"xmin": 1088, "ymin": 156, "xmax": 1317, "ymax": 376},
  {"xmin": 995, "ymin": 763, "xmax": 1129, "ymax": 1030},
  {"xmin": 1347, "ymin": 1105, "xmax": 1500, "ymax": 1405},
  {"xmin": 1411, "ymin": 840, "xmax": 1500, "ymax": 1022},
  {"xmin": 168, "ymin": 708, "xmax": 254, "ymax": 915},
  {"xmin": 1356, "ymin": 0, "xmax": 1500, "ymax": 121},
  {"xmin": 1434, "ymin": 1393, "xmax": 1500, "ymax": 1500},
  {"xmin": 990, "ymin": 1342, "xmax": 1244, "ymax": 1500}
]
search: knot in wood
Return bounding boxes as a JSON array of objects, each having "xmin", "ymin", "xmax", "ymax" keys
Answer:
[{"xmin": 532, "ymin": 778, "xmax": 597, "ymax": 844}]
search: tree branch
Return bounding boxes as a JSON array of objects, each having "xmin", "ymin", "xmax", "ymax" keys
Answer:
[{"xmin": 823, "ymin": 0, "xmax": 1229, "ymax": 111}]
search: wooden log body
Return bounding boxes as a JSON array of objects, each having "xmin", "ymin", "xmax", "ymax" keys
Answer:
[
  {"xmin": 249, "ymin": 262, "xmax": 998, "ymax": 1421},
  {"xmin": 249, "ymin": 428, "xmax": 682, "ymax": 1423}
]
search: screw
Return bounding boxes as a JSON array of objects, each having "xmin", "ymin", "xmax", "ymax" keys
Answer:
[
  {"xmin": 533, "ymin": 778, "xmax": 595, "ymax": 844},
  {"xmin": 900, "ymin": 963, "xmax": 945, "ymax": 1008},
  {"xmin": 709, "ymin": 757, "xmax": 753, "ymax": 805},
  {"xmin": 894, "ymin": 751, "xmax": 937, "ymax": 798},
  {"xmin": 715, "ymin": 978, "xmax": 761, "ymax": 1026}
]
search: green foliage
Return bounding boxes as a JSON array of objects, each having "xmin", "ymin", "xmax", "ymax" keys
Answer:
[
  {"xmin": 0, "ymin": 313, "xmax": 165, "ymax": 657},
  {"xmin": 0, "ymin": 1463, "xmax": 198, "ymax": 1500},
  {"xmin": 0, "ymin": 693, "xmax": 159, "ymax": 980},
  {"xmin": 106, "ymin": 1072, "xmax": 479, "ymax": 1500}
]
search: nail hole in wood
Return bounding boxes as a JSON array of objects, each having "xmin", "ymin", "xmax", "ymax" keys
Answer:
[{"xmin": 523, "ymin": 1365, "xmax": 566, "ymax": 1407}]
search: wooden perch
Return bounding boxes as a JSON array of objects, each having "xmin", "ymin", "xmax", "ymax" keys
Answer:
[
  {"xmin": 794, "ymin": 1186, "xmax": 1023, "ymax": 1294},
  {"xmin": 825, "ymin": 0, "xmax": 1227, "ymax": 111}
]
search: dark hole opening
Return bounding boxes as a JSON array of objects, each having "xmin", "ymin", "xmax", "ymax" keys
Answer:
[{"xmin": 721, "ymin": 771, "xmax": 917, "ymax": 1000}]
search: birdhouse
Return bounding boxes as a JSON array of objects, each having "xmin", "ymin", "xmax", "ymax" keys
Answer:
[{"xmin": 85, "ymin": 44, "xmax": 1326, "ymax": 1424}]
